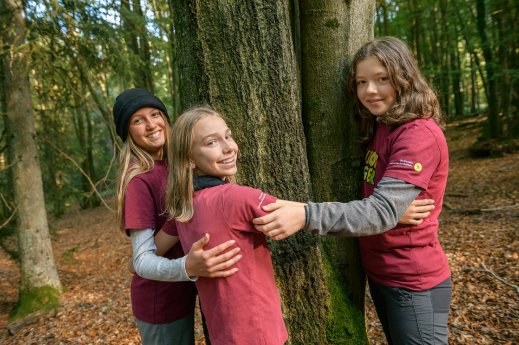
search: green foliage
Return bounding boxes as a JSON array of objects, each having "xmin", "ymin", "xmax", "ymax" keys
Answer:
[
  {"xmin": 375, "ymin": 0, "xmax": 518, "ymax": 138},
  {"xmin": 10, "ymin": 285, "xmax": 60, "ymax": 321}
]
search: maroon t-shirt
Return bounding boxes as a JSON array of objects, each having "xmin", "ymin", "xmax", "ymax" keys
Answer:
[
  {"xmin": 360, "ymin": 119, "xmax": 451, "ymax": 290},
  {"xmin": 124, "ymin": 160, "xmax": 196, "ymax": 324},
  {"xmin": 164, "ymin": 184, "xmax": 288, "ymax": 345}
]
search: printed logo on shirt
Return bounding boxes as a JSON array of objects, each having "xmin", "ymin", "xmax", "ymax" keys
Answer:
[
  {"xmin": 388, "ymin": 159, "xmax": 423, "ymax": 174},
  {"xmin": 257, "ymin": 192, "xmax": 267, "ymax": 209},
  {"xmin": 363, "ymin": 149, "xmax": 378, "ymax": 185}
]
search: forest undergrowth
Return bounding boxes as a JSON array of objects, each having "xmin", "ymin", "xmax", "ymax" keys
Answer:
[{"xmin": 0, "ymin": 118, "xmax": 517, "ymax": 344}]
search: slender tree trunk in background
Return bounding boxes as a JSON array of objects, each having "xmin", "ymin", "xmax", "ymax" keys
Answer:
[
  {"xmin": 132, "ymin": 0, "xmax": 154, "ymax": 93},
  {"xmin": 476, "ymin": 0, "xmax": 501, "ymax": 138},
  {"xmin": 452, "ymin": 38, "xmax": 464, "ymax": 116},
  {"xmin": 470, "ymin": 55, "xmax": 479, "ymax": 115},
  {"xmin": 167, "ymin": 1, "xmax": 182, "ymax": 117},
  {"xmin": 0, "ymin": 0, "xmax": 62, "ymax": 319},
  {"xmin": 506, "ymin": 0, "xmax": 519, "ymax": 137},
  {"xmin": 121, "ymin": 0, "xmax": 154, "ymax": 92},
  {"xmin": 439, "ymin": 0, "xmax": 450, "ymax": 117},
  {"xmin": 298, "ymin": 0, "xmax": 374, "ymax": 341},
  {"xmin": 73, "ymin": 86, "xmax": 100, "ymax": 209},
  {"xmin": 173, "ymin": 1, "xmax": 369, "ymax": 343}
]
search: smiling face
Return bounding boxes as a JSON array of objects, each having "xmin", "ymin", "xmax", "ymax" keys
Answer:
[
  {"xmin": 190, "ymin": 115, "xmax": 238, "ymax": 179},
  {"xmin": 128, "ymin": 107, "xmax": 166, "ymax": 159},
  {"xmin": 355, "ymin": 57, "xmax": 397, "ymax": 117}
]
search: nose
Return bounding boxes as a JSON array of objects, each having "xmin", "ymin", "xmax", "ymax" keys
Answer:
[
  {"xmin": 222, "ymin": 139, "xmax": 234, "ymax": 153},
  {"xmin": 366, "ymin": 81, "xmax": 377, "ymax": 94},
  {"xmin": 145, "ymin": 117, "xmax": 157, "ymax": 129}
]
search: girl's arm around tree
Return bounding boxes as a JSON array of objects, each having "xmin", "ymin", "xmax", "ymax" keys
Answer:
[{"xmin": 254, "ymin": 177, "xmax": 434, "ymax": 240}]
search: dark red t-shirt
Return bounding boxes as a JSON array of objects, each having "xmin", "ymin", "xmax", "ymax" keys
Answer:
[
  {"xmin": 360, "ymin": 119, "xmax": 451, "ymax": 290},
  {"xmin": 124, "ymin": 160, "xmax": 196, "ymax": 324},
  {"xmin": 164, "ymin": 184, "xmax": 287, "ymax": 345}
]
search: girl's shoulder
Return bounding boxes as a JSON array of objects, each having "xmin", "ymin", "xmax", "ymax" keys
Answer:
[{"xmin": 395, "ymin": 118, "xmax": 444, "ymax": 137}]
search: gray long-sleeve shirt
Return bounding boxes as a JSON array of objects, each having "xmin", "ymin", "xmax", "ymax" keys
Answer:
[
  {"xmin": 304, "ymin": 177, "xmax": 421, "ymax": 236},
  {"xmin": 130, "ymin": 229, "xmax": 195, "ymax": 282}
]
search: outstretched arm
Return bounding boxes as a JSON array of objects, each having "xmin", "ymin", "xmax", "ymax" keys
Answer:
[{"xmin": 254, "ymin": 177, "xmax": 427, "ymax": 240}]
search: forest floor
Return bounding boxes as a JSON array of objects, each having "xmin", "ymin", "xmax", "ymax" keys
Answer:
[{"xmin": 0, "ymin": 118, "xmax": 518, "ymax": 345}]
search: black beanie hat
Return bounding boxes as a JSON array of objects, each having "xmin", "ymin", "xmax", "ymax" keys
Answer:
[{"xmin": 112, "ymin": 88, "xmax": 169, "ymax": 141}]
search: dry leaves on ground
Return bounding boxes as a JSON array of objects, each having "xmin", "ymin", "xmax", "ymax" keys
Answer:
[{"xmin": 0, "ymin": 119, "xmax": 518, "ymax": 344}]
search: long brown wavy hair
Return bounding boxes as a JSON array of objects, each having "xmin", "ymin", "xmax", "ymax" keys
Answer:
[
  {"xmin": 165, "ymin": 106, "xmax": 235, "ymax": 222},
  {"xmin": 116, "ymin": 111, "xmax": 172, "ymax": 232},
  {"xmin": 348, "ymin": 36, "xmax": 444, "ymax": 141}
]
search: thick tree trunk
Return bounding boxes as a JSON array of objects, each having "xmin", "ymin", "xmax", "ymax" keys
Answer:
[
  {"xmin": 174, "ymin": 1, "xmax": 370, "ymax": 343},
  {"xmin": 299, "ymin": 0, "xmax": 374, "ymax": 342},
  {"xmin": 0, "ymin": 0, "xmax": 62, "ymax": 319}
]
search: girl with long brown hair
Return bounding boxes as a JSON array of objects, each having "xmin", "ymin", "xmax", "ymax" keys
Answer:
[{"xmin": 254, "ymin": 37, "xmax": 451, "ymax": 344}]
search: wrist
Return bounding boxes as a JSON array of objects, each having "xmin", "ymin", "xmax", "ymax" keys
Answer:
[{"xmin": 182, "ymin": 255, "xmax": 198, "ymax": 282}]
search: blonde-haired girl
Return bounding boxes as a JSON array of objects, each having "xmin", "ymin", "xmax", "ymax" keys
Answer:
[{"xmin": 160, "ymin": 107, "xmax": 288, "ymax": 345}]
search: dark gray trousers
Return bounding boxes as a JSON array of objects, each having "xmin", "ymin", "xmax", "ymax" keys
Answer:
[
  {"xmin": 136, "ymin": 314, "xmax": 194, "ymax": 345},
  {"xmin": 368, "ymin": 277, "xmax": 452, "ymax": 345}
]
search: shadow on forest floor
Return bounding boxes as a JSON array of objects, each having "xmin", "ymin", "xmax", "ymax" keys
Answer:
[{"xmin": 0, "ymin": 118, "xmax": 518, "ymax": 344}]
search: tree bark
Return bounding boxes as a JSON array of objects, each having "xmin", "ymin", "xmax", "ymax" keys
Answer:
[
  {"xmin": 173, "ymin": 1, "xmax": 370, "ymax": 343},
  {"xmin": 299, "ymin": 1, "xmax": 374, "ymax": 341},
  {"xmin": 0, "ymin": 0, "xmax": 62, "ymax": 317}
]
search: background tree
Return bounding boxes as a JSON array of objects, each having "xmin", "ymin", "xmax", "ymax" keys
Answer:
[{"xmin": 0, "ymin": 0, "xmax": 62, "ymax": 320}]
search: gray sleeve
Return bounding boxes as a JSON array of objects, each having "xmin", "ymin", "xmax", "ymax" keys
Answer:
[
  {"xmin": 304, "ymin": 177, "xmax": 421, "ymax": 236},
  {"xmin": 130, "ymin": 228, "xmax": 196, "ymax": 282}
]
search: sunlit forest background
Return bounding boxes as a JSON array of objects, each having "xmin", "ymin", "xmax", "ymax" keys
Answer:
[
  {"xmin": 1, "ymin": 0, "xmax": 517, "ymax": 223},
  {"xmin": 0, "ymin": 1, "xmax": 518, "ymax": 344}
]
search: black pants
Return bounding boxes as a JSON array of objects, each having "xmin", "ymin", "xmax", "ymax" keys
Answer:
[{"xmin": 368, "ymin": 277, "xmax": 452, "ymax": 345}]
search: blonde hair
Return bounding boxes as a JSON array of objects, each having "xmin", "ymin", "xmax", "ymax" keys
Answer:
[
  {"xmin": 116, "ymin": 112, "xmax": 171, "ymax": 232},
  {"xmin": 165, "ymin": 106, "xmax": 235, "ymax": 222},
  {"xmin": 348, "ymin": 36, "xmax": 444, "ymax": 140}
]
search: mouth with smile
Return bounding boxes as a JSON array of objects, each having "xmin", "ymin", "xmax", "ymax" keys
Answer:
[
  {"xmin": 218, "ymin": 156, "xmax": 236, "ymax": 165},
  {"xmin": 147, "ymin": 130, "xmax": 162, "ymax": 140}
]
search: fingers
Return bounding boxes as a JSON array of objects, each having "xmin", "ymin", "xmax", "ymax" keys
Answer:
[
  {"xmin": 204, "ymin": 240, "xmax": 238, "ymax": 256},
  {"xmin": 206, "ymin": 252, "xmax": 242, "ymax": 273},
  {"xmin": 411, "ymin": 199, "xmax": 434, "ymax": 206},
  {"xmin": 207, "ymin": 267, "xmax": 239, "ymax": 278},
  {"xmin": 252, "ymin": 213, "xmax": 277, "ymax": 226},
  {"xmin": 414, "ymin": 205, "xmax": 435, "ymax": 213},
  {"xmin": 191, "ymin": 233, "xmax": 210, "ymax": 251},
  {"xmin": 412, "ymin": 210, "xmax": 431, "ymax": 220},
  {"xmin": 207, "ymin": 247, "xmax": 241, "ymax": 266},
  {"xmin": 260, "ymin": 202, "xmax": 284, "ymax": 212}
]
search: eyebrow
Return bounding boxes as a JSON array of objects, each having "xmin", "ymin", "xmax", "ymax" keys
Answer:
[{"xmin": 199, "ymin": 129, "xmax": 231, "ymax": 141}]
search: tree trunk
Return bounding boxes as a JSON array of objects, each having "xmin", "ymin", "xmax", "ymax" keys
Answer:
[
  {"xmin": 298, "ymin": 0, "xmax": 374, "ymax": 341},
  {"xmin": 173, "ymin": 1, "xmax": 370, "ymax": 343},
  {"xmin": 476, "ymin": 0, "xmax": 501, "ymax": 138},
  {"xmin": 121, "ymin": 0, "xmax": 154, "ymax": 92},
  {"xmin": 0, "ymin": 0, "xmax": 62, "ymax": 319}
]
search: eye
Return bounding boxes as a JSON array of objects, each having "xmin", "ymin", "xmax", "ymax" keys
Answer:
[
  {"xmin": 207, "ymin": 139, "xmax": 217, "ymax": 146},
  {"xmin": 152, "ymin": 112, "xmax": 161, "ymax": 117},
  {"xmin": 378, "ymin": 76, "xmax": 389, "ymax": 82},
  {"xmin": 356, "ymin": 80, "xmax": 366, "ymax": 85},
  {"xmin": 132, "ymin": 117, "xmax": 142, "ymax": 124}
]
